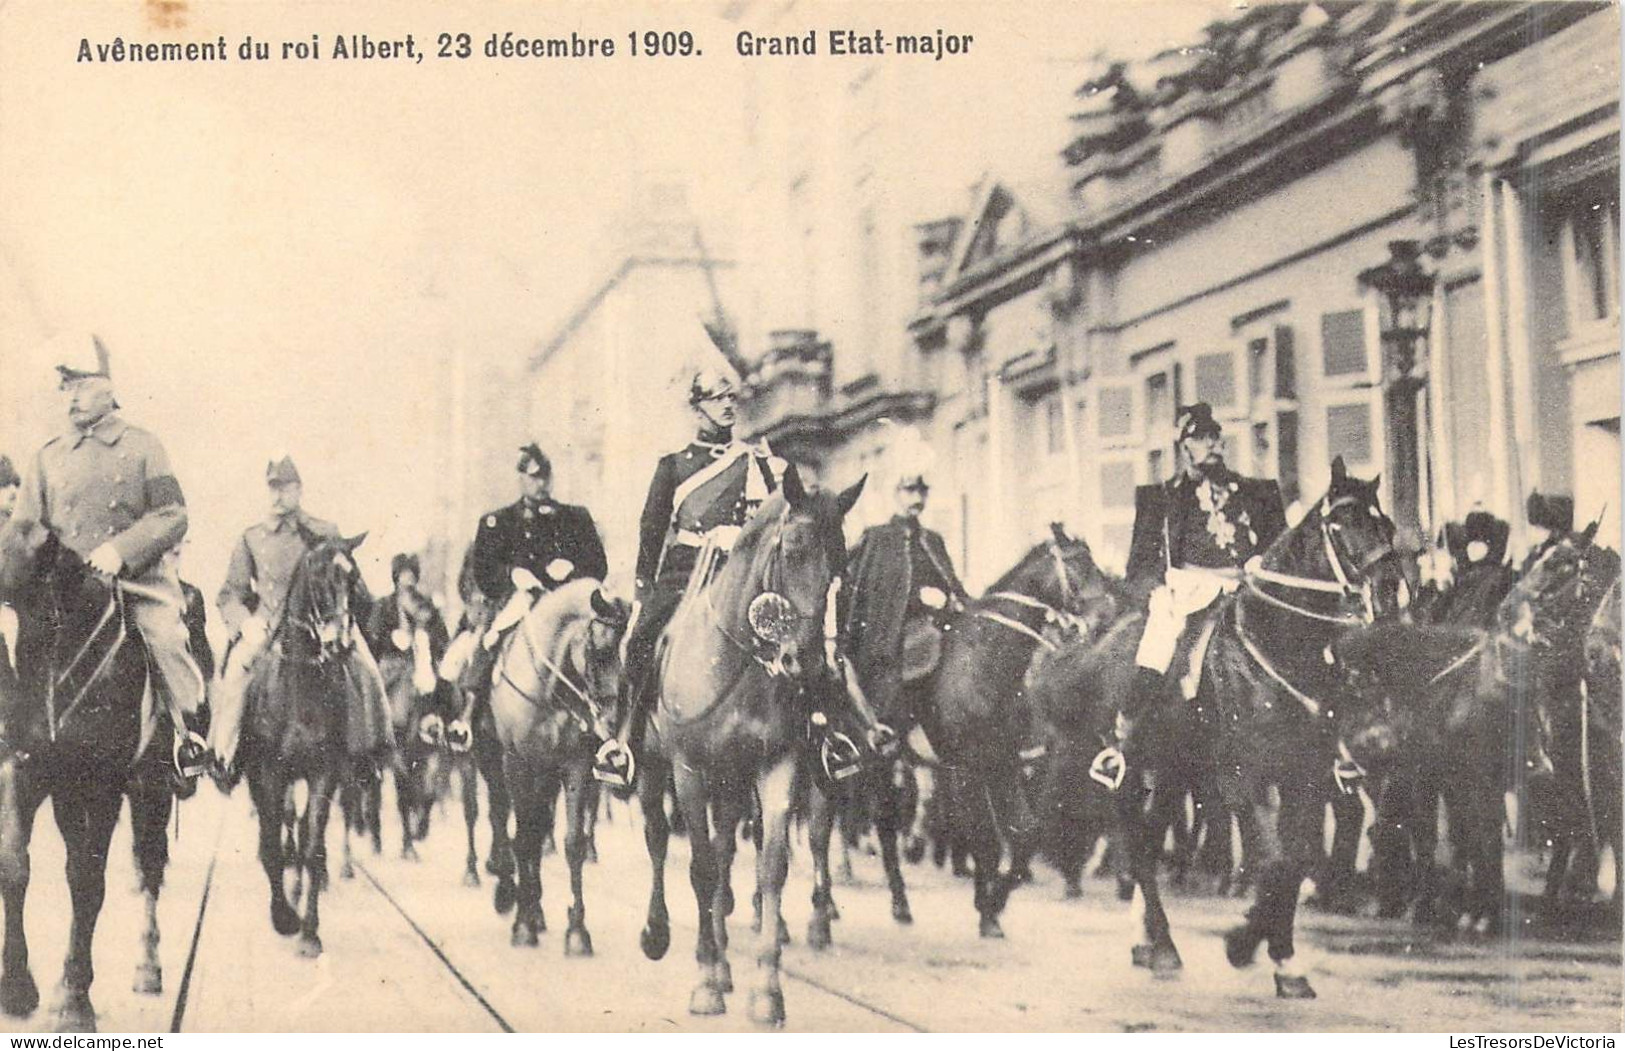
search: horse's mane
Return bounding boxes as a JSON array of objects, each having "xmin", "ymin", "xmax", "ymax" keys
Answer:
[{"xmin": 519, "ymin": 578, "xmax": 601, "ymax": 653}]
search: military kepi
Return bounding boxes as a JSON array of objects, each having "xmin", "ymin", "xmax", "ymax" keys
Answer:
[
  {"xmin": 517, "ymin": 443, "xmax": 551, "ymax": 478},
  {"xmin": 897, "ymin": 473, "xmax": 930, "ymax": 493},
  {"xmin": 266, "ymin": 454, "xmax": 301, "ymax": 487},
  {"xmin": 55, "ymin": 334, "xmax": 113, "ymax": 386},
  {"xmin": 1176, "ymin": 402, "xmax": 1222, "ymax": 442}
]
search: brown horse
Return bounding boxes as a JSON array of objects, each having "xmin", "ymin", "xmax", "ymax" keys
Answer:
[
  {"xmin": 487, "ymin": 579, "xmax": 628, "ymax": 952},
  {"xmin": 1112, "ymin": 458, "xmax": 1406, "ymax": 998},
  {"xmin": 240, "ymin": 530, "xmax": 377, "ymax": 958},
  {"xmin": 637, "ymin": 475, "xmax": 863, "ymax": 1027},
  {"xmin": 0, "ymin": 528, "xmax": 178, "ymax": 1031}
]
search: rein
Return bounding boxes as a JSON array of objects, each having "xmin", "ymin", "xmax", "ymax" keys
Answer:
[
  {"xmin": 498, "ymin": 616, "xmax": 605, "ymax": 734},
  {"xmin": 972, "ymin": 542, "xmax": 1089, "ymax": 650}
]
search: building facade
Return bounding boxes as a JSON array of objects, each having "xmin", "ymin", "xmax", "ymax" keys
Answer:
[{"xmin": 738, "ymin": 2, "xmax": 1620, "ymax": 586}]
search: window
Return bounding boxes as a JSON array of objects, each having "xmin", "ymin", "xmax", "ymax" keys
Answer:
[
  {"xmin": 1326, "ymin": 402, "xmax": 1373, "ymax": 464},
  {"xmin": 1098, "ymin": 385, "xmax": 1134, "ymax": 439},
  {"xmin": 1321, "ymin": 310, "xmax": 1368, "ymax": 378},
  {"xmin": 1247, "ymin": 337, "xmax": 1270, "ymax": 404},
  {"xmin": 1561, "ymin": 189, "xmax": 1620, "ymax": 327},
  {"xmin": 1274, "ymin": 325, "xmax": 1297, "ymax": 400},
  {"xmin": 1251, "ymin": 421, "xmax": 1271, "ymax": 477},
  {"xmin": 1145, "ymin": 371, "xmax": 1171, "ymax": 431},
  {"xmin": 1044, "ymin": 395, "xmax": 1065, "ymax": 456},
  {"xmin": 1147, "ymin": 448, "xmax": 1166, "ymax": 483},
  {"xmin": 1276, "ymin": 410, "xmax": 1301, "ymax": 505},
  {"xmin": 1100, "ymin": 460, "xmax": 1137, "ymax": 508},
  {"xmin": 1193, "ymin": 351, "xmax": 1236, "ymax": 408}
]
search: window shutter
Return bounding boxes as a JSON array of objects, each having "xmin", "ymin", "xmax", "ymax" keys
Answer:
[
  {"xmin": 1274, "ymin": 324, "xmax": 1297, "ymax": 399},
  {"xmin": 1326, "ymin": 402, "xmax": 1373, "ymax": 463},
  {"xmin": 1320, "ymin": 310, "xmax": 1367, "ymax": 378}
]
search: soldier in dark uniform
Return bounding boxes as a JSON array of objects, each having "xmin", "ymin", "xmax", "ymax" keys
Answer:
[
  {"xmin": 1523, "ymin": 492, "xmax": 1578, "ymax": 574},
  {"xmin": 368, "ymin": 553, "xmax": 456, "ymax": 740},
  {"xmin": 1094, "ymin": 403, "xmax": 1287, "ymax": 786},
  {"xmin": 593, "ymin": 366, "xmax": 871, "ymax": 787},
  {"xmin": 1417, "ymin": 511, "xmax": 1515, "ymax": 626},
  {"xmin": 0, "ymin": 454, "xmax": 19, "ymax": 526},
  {"xmin": 466, "ymin": 444, "xmax": 608, "ymax": 692}
]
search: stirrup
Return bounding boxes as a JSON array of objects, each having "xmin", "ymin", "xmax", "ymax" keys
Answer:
[
  {"xmin": 1332, "ymin": 756, "xmax": 1365, "ymax": 795},
  {"xmin": 593, "ymin": 739, "xmax": 636, "ymax": 789},
  {"xmin": 820, "ymin": 731, "xmax": 864, "ymax": 783},
  {"xmin": 1088, "ymin": 745, "xmax": 1126, "ymax": 792},
  {"xmin": 174, "ymin": 731, "xmax": 209, "ymax": 780},
  {"xmin": 419, "ymin": 713, "xmax": 446, "ymax": 747},
  {"xmin": 445, "ymin": 719, "xmax": 472, "ymax": 754}
]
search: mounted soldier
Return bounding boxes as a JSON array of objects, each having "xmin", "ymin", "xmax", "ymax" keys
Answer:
[
  {"xmin": 367, "ymin": 553, "xmax": 454, "ymax": 742},
  {"xmin": 465, "ymin": 444, "xmax": 608, "ymax": 699},
  {"xmin": 0, "ymin": 454, "xmax": 19, "ymax": 677},
  {"xmin": 8, "ymin": 336, "xmax": 209, "ymax": 779},
  {"xmin": 594, "ymin": 366, "xmax": 872, "ymax": 788},
  {"xmin": 1523, "ymin": 491, "xmax": 1579, "ymax": 573},
  {"xmin": 208, "ymin": 454, "xmax": 392, "ymax": 785},
  {"xmin": 839, "ymin": 472, "xmax": 964, "ymax": 747},
  {"xmin": 1417, "ymin": 510, "xmax": 1515, "ymax": 626},
  {"xmin": 1097, "ymin": 403, "xmax": 1287, "ymax": 778}
]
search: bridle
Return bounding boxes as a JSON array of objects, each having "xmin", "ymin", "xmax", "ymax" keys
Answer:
[
  {"xmin": 497, "ymin": 609, "xmax": 619, "ymax": 737},
  {"xmin": 709, "ymin": 503, "xmax": 821, "ymax": 679},
  {"xmin": 976, "ymin": 539, "xmax": 1092, "ymax": 652},
  {"xmin": 1244, "ymin": 494, "xmax": 1394, "ymax": 627},
  {"xmin": 283, "ymin": 548, "xmax": 359, "ymax": 666}
]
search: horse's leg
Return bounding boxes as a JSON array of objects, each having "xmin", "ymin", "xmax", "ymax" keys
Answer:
[
  {"xmin": 638, "ymin": 757, "xmax": 672, "ymax": 960},
  {"xmin": 461, "ymin": 758, "xmax": 481, "ymax": 887},
  {"xmin": 480, "ymin": 729, "xmax": 516, "ymax": 914},
  {"xmin": 251, "ymin": 772, "xmax": 300, "ymax": 936},
  {"xmin": 673, "ymin": 763, "xmax": 724, "ymax": 1016},
  {"xmin": 989, "ymin": 758, "xmax": 1039, "ymax": 920},
  {"xmin": 337, "ymin": 779, "xmax": 356, "ymax": 881},
  {"xmin": 748, "ymin": 754, "xmax": 796, "ymax": 1027},
  {"xmin": 504, "ymin": 756, "xmax": 544, "ymax": 947},
  {"xmin": 0, "ymin": 761, "xmax": 42, "ymax": 1018},
  {"xmin": 1262, "ymin": 783, "xmax": 1322, "ymax": 998},
  {"xmin": 397, "ymin": 755, "xmax": 420, "ymax": 861},
  {"xmin": 710, "ymin": 781, "xmax": 744, "ymax": 996},
  {"xmin": 581, "ymin": 781, "xmax": 600, "ymax": 864},
  {"xmin": 52, "ymin": 779, "xmax": 123, "ymax": 1032},
  {"xmin": 954, "ymin": 769, "xmax": 1004, "ymax": 939},
  {"xmin": 1118, "ymin": 779, "xmax": 1182, "ymax": 971},
  {"xmin": 296, "ymin": 771, "xmax": 336, "ymax": 958},
  {"xmin": 806, "ymin": 779, "xmax": 837, "ymax": 949},
  {"xmin": 128, "ymin": 765, "xmax": 172, "ymax": 996},
  {"xmin": 365, "ymin": 769, "xmax": 382, "ymax": 856},
  {"xmin": 1310, "ymin": 785, "xmax": 1364, "ymax": 913},
  {"xmin": 563, "ymin": 766, "xmax": 595, "ymax": 957}
]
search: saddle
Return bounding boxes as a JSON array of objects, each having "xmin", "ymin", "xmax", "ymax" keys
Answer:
[{"xmin": 900, "ymin": 616, "xmax": 943, "ymax": 683}]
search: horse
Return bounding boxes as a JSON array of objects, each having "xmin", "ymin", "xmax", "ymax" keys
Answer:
[
  {"xmin": 636, "ymin": 475, "xmax": 863, "ymax": 1027},
  {"xmin": 238, "ymin": 529, "xmax": 377, "ymax": 958},
  {"xmin": 375, "ymin": 616, "xmax": 453, "ymax": 862},
  {"xmin": 486, "ymin": 579, "xmax": 628, "ymax": 951},
  {"xmin": 1110, "ymin": 457, "xmax": 1406, "ymax": 999},
  {"xmin": 1511, "ymin": 526, "xmax": 1621, "ymax": 910},
  {"xmin": 1584, "ymin": 572, "xmax": 1621, "ymax": 913},
  {"xmin": 0, "ymin": 526, "xmax": 178, "ymax": 1031}
]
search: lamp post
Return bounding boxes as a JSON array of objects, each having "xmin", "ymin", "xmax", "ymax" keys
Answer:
[{"xmin": 1358, "ymin": 240, "xmax": 1438, "ymax": 547}]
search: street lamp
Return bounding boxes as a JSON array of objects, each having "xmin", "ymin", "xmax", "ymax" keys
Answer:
[{"xmin": 1358, "ymin": 240, "xmax": 1436, "ymax": 381}]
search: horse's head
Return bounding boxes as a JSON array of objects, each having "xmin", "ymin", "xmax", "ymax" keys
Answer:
[
  {"xmin": 289, "ymin": 531, "xmax": 367, "ymax": 664},
  {"xmin": 580, "ymin": 587, "xmax": 631, "ymax": 719},
  {"xmin": 1311, "ymin": 457, "xmax": 1407, "ymax": 621},
  {"xmin": 987, "ymin": 523, "xmax": 1117, "ymax": 632},
  {"xmin": 1505, "ymin": 521, "xmax": 1620, "ymax": 647},
  {"xmin": 734, "ymin": 472, "xmax": 865, "ymax": 679}
]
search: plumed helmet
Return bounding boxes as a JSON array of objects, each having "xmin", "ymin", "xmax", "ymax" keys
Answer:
[
  {"xmin": 689, "ymin": 367, "xmax": 738, "ymax": 406},
  {"xmin": 1461, "ymin": 511, "xmax": 1510, "ymax": 565},
  {"xmin": 266, "ymin": 454, "xmax": 302, "ymax": 486},
  {"xmin": 1526, "ymin": 492, "xmax": 1575, "ymax": 535},
  {"xmin": 390, "ymin": 553, "xmax": 422, "ymax": 584},
  {"xmin": 53, "ymin": 333, "xmax": 113, "ymax": 387},
  {"xmin": 517, "ymin": 443, "xmax": 551, "ymax": 478}
]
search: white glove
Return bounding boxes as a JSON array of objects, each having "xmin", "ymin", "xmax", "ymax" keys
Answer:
[
  {"xmin": 545, "ymin": 558, "xmax": 575, "ymax": 583},
  {"xmin": 511, "ymin": 567, "xmax": 543, "ymax": 593},
  {"xmin": 918, "ymin": 586, "xmax": 947, "ymax": 610},
  {"xmin": 391, "ymin": 627, "xmax": 412, "ymax": 651},
  {"xmin": 87, "ymin": 543, "xmax": 124, "ymax": 576}
]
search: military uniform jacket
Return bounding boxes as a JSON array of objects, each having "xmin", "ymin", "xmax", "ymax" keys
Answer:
[
  {"xmin": 180, "ymin": 580, "xmax": 214, "ymax": 682},
  {"xmin": 471, "ymin": 498, "xmax": 607, "ymax": 605},
  {"xmin": 365, "ymin": 589, "xmax": 450, "ymax": 667},
  {"xmin": 1125, "ymin": 465, "xmax": 1287, "ymax": 593},
  {"xmin": 15, "ymin": 414, "xmax": 187, "ymax": 578},
  {"xmin": 217, "ymin": 508, "xmax": 341, "ymax": 634},
  {"xmin": 633, "ymin": 438, "xmax": 797, "ymax": 601}
]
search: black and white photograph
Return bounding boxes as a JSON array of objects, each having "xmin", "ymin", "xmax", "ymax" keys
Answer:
[{"xmin": 0, "ymin": 0, "xmax": 1620, "ymax": 1035}]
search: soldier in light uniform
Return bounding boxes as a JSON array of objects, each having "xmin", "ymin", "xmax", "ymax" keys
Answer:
[
  {"xmin": 465, "ymin": 444, "xmax": 609, "ymax": 692},
  {"xmin": 11, "ymin": 336, "xmax": 209, "ymax": 776},
  {"xmin": 1095, "ymin": 403, "xmax": 1287, "ymax": 785},
  {"xmin": 0, "ymin": 455, "xmax": 20, "ymax": 676},
  {"xmin": 209, "ymin": 455, "xmax": 391, "ymax": 784}
]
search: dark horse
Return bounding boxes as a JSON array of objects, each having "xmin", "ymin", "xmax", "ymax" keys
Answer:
[
  {"xmin": 487, "ymin": 579, "xmax": 627, "ymax": 951},
  {"xmin": 1113, "ymin": 458, "xmax": 1405, "ymax": 998},
  {"xmin": 806, "ymin": 524, "xmax": 1111, "ymax": 945},
  {"xmin": 637, "ymin": 475, "xmax": 863, "ymax": 1027},
  {"xmin": 239, "ymin": 529, "xmax": 374, "ymax": 958},
  {"xmin": 0, "ymin": 527, "xmax": 178, "ymax": 1031},
  {"xmin": 1512, "ymin": 526, "xmax": 1621, "ymax": 911}
]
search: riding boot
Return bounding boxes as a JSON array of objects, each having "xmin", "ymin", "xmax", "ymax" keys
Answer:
[
  {"xmin": 593, "ymin": 679, "xmax": 644, "ymax": 793},
  {"xmin": 1118, "ymin": 666, "xmax": 1168, "ymax": 756}
]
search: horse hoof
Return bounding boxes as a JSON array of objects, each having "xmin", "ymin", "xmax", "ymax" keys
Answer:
[
  {"xmin": 402, "ymin": 845, "xmax": 420, "ymax": 863},
  {"xmin": 271, "ymin": 899, "xmax": 301, "ymax": 937},
  {"xmin": 1064, "ymin": 879, "xmax": 1084, "ymax": 900},
  {"xmin": 339, "ymin": 862, "xmax": 355, "ymax": 881},
  {"xmin": 0, "ymin": 972, "xmax": 39, "ymax": 1017},
  {"xmin": 1116, "ymin": 878, "xmax": 1135, "ymax": 903},
  {"xmin": 565, "ymin": 928, "xmax": 594, "ymax": 957},
  {"xmin": 133, "ymin": 962, "xmax": 163, "ymax": 996},
  {"xmin": 462, "ymin": 868, "xmax": 480, "ymax": 888},
  {"xmin": 892, "ymin": 900, "xmax": 913, "ymax": 925},
  {"xmin": 1132, "ymin": 943, "xmax": 1183, "ymax": 974},
  {"xmin": 714, "ymin": 959, "xmax": 734, "ymax": 994},
  {"xmin": 903, "ymin": 837, "xmax": 926, "ymax": 865},
  {"xmin": 52, "ymin": 990, "xmax": 95, "ymax": 1034},
  {"xmin": 511, "ymin": 922, "xmax": 539, "ymax": 948},
  {"xmin": 1223, "ymin": 925, "xmax": 1262, "ymax": 969},
  {"xmin": 296, "ymin": 934, "xmax": 323, "ymax": 959},
  {"xmin": 1275, "ymin": 973, "xmax": 1317, "ymax": 1000},
  {"xmin": 807, "ymin": 918, "xmax": 832, "ymax": 951},
  {"xmin": 979, "ymin": 917, "xmax": 1005, "ymax": 939},
  {"xmin": 748, "ymin": 987, "xmax": 786, "ymax": 1028},
  {"xmin": 493, "ymin": 880, "xmax": 516, "ymax": 916},
  {"xmin": 641, "ymin": 921, "xmax": 671, "ymax": 961},
  {"xmin": 688, "ymin": 983, "xmax": 726, "ymax": 1016},
  {"xmin": 777, "ymin": 918, "xmax": 791, "ymax": 947}
]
